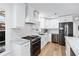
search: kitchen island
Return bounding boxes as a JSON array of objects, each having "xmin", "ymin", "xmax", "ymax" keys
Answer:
[{"xmin": 65, "ymin": 36, "xmax": 79, "ymax": 56}]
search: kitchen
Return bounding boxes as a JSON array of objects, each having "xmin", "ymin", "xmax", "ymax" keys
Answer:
[{"xmin": 0, "ymin": 3, "xmax": 79, "ymax": 56}]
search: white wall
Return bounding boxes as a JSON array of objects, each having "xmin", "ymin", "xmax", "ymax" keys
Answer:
[
  {"xmin": 73, "ymin": 20, "xmax": 79, "ymax": 37},
  {"xmin": 11, "ymin": 24, "xmax": 33, "ymax": 38},
  {"xmin": 11, "ymin": 23, "xmax": 39, "ymax": 40},
  {"xmin": 39, "ymin": 17, "xmax": 45, "ymax": 28},
  {"xmin": 47, "ymin": 29, "xmax": 59, "ymax": 34}
]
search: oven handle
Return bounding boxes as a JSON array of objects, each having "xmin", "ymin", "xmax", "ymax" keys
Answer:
[{"xmin": 32, "ymin": 40, "xmax": 40, "ymax": 45}]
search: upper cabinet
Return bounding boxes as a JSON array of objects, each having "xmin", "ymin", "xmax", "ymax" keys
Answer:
[
  {"xmin": 11, "ymin": 3, "xmax": 25, "ymax": 28},
  {"xmin": 44, "ymin": 18, "xmax": 59, "ymax": 29},
  {"xmin": 59, "ymin": 15, "xmax": 73, "ymax": 23},
  {"xmin": 59, "ymin": 15, "xmax": 79, "ymax": 23},
  {"xmin": 40, "ymin": 14, "xmax": 79, "ymax": 29}
]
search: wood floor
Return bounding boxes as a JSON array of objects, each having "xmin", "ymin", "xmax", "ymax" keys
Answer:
[{"xmin": 39, "ymin": 42, "xmax": 65, "ymax": 56}]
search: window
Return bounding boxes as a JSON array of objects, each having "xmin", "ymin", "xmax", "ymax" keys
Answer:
[
  {"xmin": 0, "ymin": 11, "xmax": 5, "ymax": 53},
  {"xmin": 0, "ymin": 16, "xmax": 5, "ymax": 21}
]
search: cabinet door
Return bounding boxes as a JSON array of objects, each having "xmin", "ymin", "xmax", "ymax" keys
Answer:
[
  {"xmin": 12, "ymin": 3, "xmax": 25, "ymax": 28},
  {"xmin": 41, "ymin": 35, "xmax": 45, "ymax": 49},
  {"xmin": 66, "ymin": 16, "xmax": 73, "ymax": 22},
  {"xmin": 26, "ymin": 5, "xmax": 34, "ymax": 18},
  {"xmin": 13, "ymin": 42, "xmax": 30, "ymax": 56},
  {"xmin": 65, "ymin": 40, "xmax": 70, "ymax": 56},
  {"xmin": 68, "ymin": 22, "xmax": 73, "ymax": 36},
  {"xmin": 44, "ymin": 18, "xmax": 59, "ymax": 29},
  {"xmin": 22, "ymin": 43, "xmax": 30, "ymax": 56},
  {"xmin": 59, "ymin": 16, "xmax": 73, "ymax": 22}
]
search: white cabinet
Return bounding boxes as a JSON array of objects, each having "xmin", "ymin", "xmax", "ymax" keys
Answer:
[
  {"xmin": 26, "ymin": 5, "xmax": 34, "ymax": 18},
  {"xmin": 59, "ymin": 15, "xmax": 73, "ymax": 23},
  {"xmin": 12, "ymin": 42, "xmax": 30, "ymax": 56},
  {"xmin": 40, "ymin": 34, "xmax": 49, "ymax": 49},
  {"xmin": 65, "ymin": 39, "xmax": 70, "ymax": 56},
  {"xmin": 40, "ymin": 35, "xmax": 46, "ymax": 49},
  {"xmin": 44, "ymin": 18, "xmax": 59, "ymax": 29},
  {"xmin": 11, "ymin": 3, "xmax": 25, "ymax": 28},
  {"xmin": 39, "ymin": 18, "xmax": 45, "ymax": 29}
]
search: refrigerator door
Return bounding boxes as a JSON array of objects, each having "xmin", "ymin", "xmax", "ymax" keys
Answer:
[
  {"xmin": 59, "ymin": 22, "xmax": 73, "ymax": 46},
  {"xmin": 59, "ymin": 23, "xmax": 65, "ymax": 46},
  {"xmin": 68, "ymin": 22, "xmax": 73, "ymax": 36},
  {"xmin": 64, "ymin": 24, "xmax": 69, "ymax": 36}
]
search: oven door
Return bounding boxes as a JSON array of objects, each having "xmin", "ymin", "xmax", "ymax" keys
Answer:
[{"xmin": 31, "ymin": 39, "xmax": 41, "ymax": 56}]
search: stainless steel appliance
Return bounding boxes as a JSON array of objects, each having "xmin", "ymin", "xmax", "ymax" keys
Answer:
[
  {"xmin": 22, "ymin": 35, "xmax": 41, "ymax": 56},
  {"xmin": 0, "ymin": 31, "xmax": 5, "ymax": 43},
  {"xmin": 59, "ymin": 22, "xmax": 73, "ymax": 46},
  {"xmin": 0, "ymin": 31, "xmax": 5, "ymax": 53},
  {"xmin": 52, "ymin": 34, "xmax": 59, "ymax": 43}
]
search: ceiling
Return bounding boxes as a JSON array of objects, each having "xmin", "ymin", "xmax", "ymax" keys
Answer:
[{"xmin": 29, "ymin": 3, "xmax": 79, "ymax": 18}]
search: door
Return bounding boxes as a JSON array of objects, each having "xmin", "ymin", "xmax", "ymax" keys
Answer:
[
  {"xmin": 64, "ymin": 23, "xmax": 69, "ymax": 36},
  {"xmin": 68, "ymin": 22, "xmax": 73, "ymax": 36},
  {"xmin": 59, "ymin": 22, "xmax": 73, "ymax": 46},
  {"xmin": 64, "ymin": 22, "xmax": 73, "ymax": 36}
]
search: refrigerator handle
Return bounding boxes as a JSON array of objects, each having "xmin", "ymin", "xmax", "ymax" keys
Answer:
[{"xmin": 64, "ymin": 24, "xmax": 68, "ymax": 36}]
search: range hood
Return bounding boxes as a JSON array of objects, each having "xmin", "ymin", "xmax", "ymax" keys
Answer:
[
  {"xmin": 25, "ymin": 17, "xmax": 40, "ymax": 24},
  {"xmin": 25, "ymin": 17, "xmax": 36, "ymax": 24}
]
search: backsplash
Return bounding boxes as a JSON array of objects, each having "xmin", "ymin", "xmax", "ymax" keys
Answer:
[
  {"xmin": 11, "ymin": 24, "xmax": 39, "ymax": 39},
  {"xmin": 47, "ymin": 29, "xmax": 59, "ymax": 34},
  {"xmin": 12, "ymin": 24, "xmax": 33, "ymax": 38}
]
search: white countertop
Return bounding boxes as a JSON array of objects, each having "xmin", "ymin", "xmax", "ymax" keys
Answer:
[
  {"xmin": 65, "ymin": 36, "xmax": 79, "ymax": 56},
  {"xmin": 12, "ymin": 38, "xmax": 30, "ymax": 45}
]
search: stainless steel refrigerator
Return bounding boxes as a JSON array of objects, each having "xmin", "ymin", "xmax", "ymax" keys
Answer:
[{"xmin": 59, "ymin": 22, "xmax": 73, "ymax": 46}]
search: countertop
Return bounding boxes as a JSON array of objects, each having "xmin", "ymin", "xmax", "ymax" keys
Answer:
[
  {"xmin": 0, "ymin": 38, "xmax": 30, "ymax": 56},
  {"xmin": 12, "ymin": 38, "xmax": 30, "ymax": 45},
  {"xmin": 65, "ymin": 36, "xmax": 79, "ymax": 56}
]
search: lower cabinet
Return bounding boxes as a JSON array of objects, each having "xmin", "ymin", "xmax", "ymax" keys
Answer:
[
  {"xmin": 65, "ymin": 39, "xmax": 70, "ymax": 56},
  {"xmin": 41, "ymin": 35, "xmax": 46, "ymax": 49},
  {"xmin": 12, "ymin": 42, "xmax": 30, "ymax": 56},
  {"xmin": 40, "ymin": 34, "xmax": 49, "ymax": 49}
]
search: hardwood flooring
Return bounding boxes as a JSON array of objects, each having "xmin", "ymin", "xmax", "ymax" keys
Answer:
[{"xmin": 39, "ymin": 42, "xmax": 65, "ymax": 56}]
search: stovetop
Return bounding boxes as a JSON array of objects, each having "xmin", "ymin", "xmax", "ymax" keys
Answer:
[{"xmin": 22, "ymin": 35, "xmax": 40, "ymax": 40}]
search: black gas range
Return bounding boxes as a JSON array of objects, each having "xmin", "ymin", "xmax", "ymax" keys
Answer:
[{"xmin": 22, "ymin": 35, "xmax": 41, "ymax": 56}]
